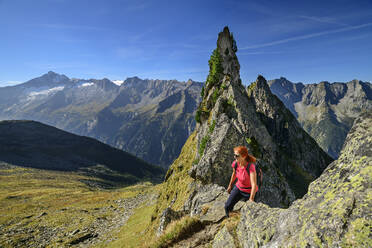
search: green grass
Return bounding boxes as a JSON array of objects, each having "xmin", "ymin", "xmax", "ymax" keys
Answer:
[
  {"xmin": 150, "ymin": 216, "xmax": 202, "ymax": 248},
  {"xmin": 96, "ymin": 199, "xmax": 159, "ymax": 248},
  {"xmin": 209, "ymin": 120, "xmax": 216, "ymax": 134},
  {"xmin": 0, "ymin": 164, "xmax": 155, "ymax": 247},
  {"xmin": 206, "ymin": 49, "xmax": 223, "ymax": 89},
  {"xmin": 151, "ymin": 132, "xmax": 197, "ymax": 227},
  {"xmin": 199, "ymin": 135, "xmax": 211, "ymax": 157},
  {"xmin": 0, "ymin": 133, "xmax": 198, "ymax": 247}
]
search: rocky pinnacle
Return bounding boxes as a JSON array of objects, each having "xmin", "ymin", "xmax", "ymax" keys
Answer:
[
  {"xmin": 188, "ymin": 26, "xmax": 332, "ymax": 208},
  {"xmin": 155, "ymin": 26, "xmax": 334, "ymax": 238}
]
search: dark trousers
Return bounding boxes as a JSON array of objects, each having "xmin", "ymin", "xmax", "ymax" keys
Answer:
[{"xmin": 224, "ymin": 185, "xmax": 251, "ymax": 213}]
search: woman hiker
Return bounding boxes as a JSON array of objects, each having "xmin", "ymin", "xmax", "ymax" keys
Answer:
[{"xmin": 224, "ymin": 146, "xmax": 258, "ymax": 217}]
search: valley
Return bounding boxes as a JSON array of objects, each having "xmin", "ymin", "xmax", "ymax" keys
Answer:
[{"xmin": 0, "ymin": 163, "xmax": 159, "ymax": 247}]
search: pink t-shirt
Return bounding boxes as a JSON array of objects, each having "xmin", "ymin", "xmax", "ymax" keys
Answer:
[{"xmin": 232, "ymin": 161, "xmax": 258, "ymax": 193}]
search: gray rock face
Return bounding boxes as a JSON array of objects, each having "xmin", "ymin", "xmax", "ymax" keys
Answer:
[
  {"xmin": 268, "ymin": 77, "xmax": 372, "ymax": 158},
  {"xmin": 217, "ymin": 26, "xmax": 240, "ymax": 78},
  {"xmin": 212, "ymin": 226, "xmax": 235, "ymax": 248},
  {"xmin": 188, "ymin": 26, "xmax": 332, "ymax": 210},
  {"xmin": 236, "ymin": 111, "xmax": 372, "ymax": 247},
  {"xmin": 248, "ymin": 76, "xmax": 333, "ymax": 197}
]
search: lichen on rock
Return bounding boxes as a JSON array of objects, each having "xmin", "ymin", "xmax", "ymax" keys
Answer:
[{"xmin": 237, "ymin": 111, "xmax": 372, "ymax": 247}]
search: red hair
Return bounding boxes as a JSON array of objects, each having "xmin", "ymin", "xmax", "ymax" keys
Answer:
[{"xmin": 234, "ymin": 146, "xmax": 256, "ymax": 163}]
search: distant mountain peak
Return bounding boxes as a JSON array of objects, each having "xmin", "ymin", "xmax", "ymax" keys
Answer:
[
  {"xmin": 268, "ymin": 78, "xmax": 372, "ymax": 158},
  {"xmin": 47, "ymin": 70, "xmax": 58, "ymax": 75},
  {"xmin": 124, "ymin": 76, "xmax": 141, "ymax": 82},
  {"xmin": 255, "ymin": 74, "xmax": 271, "ymax": 91},
  {"xmin": 18, "ymin": 71, "xmax": 71, "ymax": 88},
  {"xmin": 42, "ymin": 71, "xmax": 69, "ymax": 81}
]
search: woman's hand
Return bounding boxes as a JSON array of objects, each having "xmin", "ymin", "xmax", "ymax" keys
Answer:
[
  {"xmin": 227, "ymin": 167, "xmax": 236, "ymax": 194},
  {"xmin": 248, "ymin": 198, "xmax": 254, "ymax": 202},
  {"xmin": 227, "ymin": 185, "xmax": 232, "ymax": 194}
]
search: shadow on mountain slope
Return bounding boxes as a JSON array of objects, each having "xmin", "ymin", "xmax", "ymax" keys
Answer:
[{"xmin": 0, "ymin": 120, "xmax": 165, "ymax": 186}]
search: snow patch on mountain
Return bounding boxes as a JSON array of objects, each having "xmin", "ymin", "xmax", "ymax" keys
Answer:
[
  {"xmin": 28, "ymin": 86, "xmax": 65, "ymax": 97},
  {"xmin": 113, "ymin": 80, "xmax": 124, "ymax": 86},
  {"xmin": 78, "ymin": 82, "xmax": 95, "ymax": 88}
]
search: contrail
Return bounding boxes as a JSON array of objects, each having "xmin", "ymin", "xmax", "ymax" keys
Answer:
[{"xmin": 241, "ymin": 22, "xmax": 372, "ymax": 50}]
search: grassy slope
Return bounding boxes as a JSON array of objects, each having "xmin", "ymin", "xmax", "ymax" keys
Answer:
[
  {"xmin": 100, "ymin": 203, "xmax": 158, "ymax": 248},
  {"xmin": 111, "ymin": 130, "xmax": 200, "ymax": 247},
  {"xmin": 0, "ymin": 163, "xmax": 157, "ymax": 247},
  {"xmin": 152, "ymin": 131, "xmax": 197, "ymax": 218},
  {"xmin": 0, "ymin": 129, "xmax": 238, "ymax": 247}
]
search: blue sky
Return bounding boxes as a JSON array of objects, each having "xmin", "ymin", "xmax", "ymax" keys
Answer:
[{"xmin": 1, "ymin": 0, "xmax": 372, "ymax": 86}]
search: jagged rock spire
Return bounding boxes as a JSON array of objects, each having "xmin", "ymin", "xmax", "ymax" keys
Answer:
[
  {"xmin": 217, "ymin": 26, "xmax": 240, "ymax": 77},
  {"xmin": 154, "ymin": 27, "xmax": 333, "ymax": 237},
  {"xmin": 190, "ymin": 27, "xmax": 332, "ymax": 207}
]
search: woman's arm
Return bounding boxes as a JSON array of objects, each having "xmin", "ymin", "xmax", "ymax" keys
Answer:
[
  {"xmin": 249, "ymin": 170, "xmax": 257, "ymax": 201},
  {"xmin": 227, "ymin": 169, "xmax": 236, "ymax": 193}
]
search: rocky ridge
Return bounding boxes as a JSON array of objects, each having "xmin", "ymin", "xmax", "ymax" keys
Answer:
[
  {"xmin": 152, "ymin": 26, "xmax": 333, "ymax": 243},
  {"xmin": 233, "ymin": 110, "xmax": 371, "ymax": 247},
  {"xmin": 268, "ymin": 77, "xmax": 372, "ymax": 158},
  {"xmin": 248, "ymin": 76, "xmax": 332, "ymax": 197},
  {"xmin": 187, "ymin": 26, "xmax": 332, "ymax": 206}
]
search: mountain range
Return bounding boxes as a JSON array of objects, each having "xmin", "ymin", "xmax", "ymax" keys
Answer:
[
  {"xmin": 0, "ymin": 72, "xmax": 202, "ymax": 168},
  {"xmin": 0, "ymin": 72, "xmax": 370, "ymax": 168},
  {"xmin": 84, "ymin": 77, "xmax": 202, "ymax": 167},
  {"xmin": 268, "ymin": 77, "xmax": 372, "ymax": 159}
]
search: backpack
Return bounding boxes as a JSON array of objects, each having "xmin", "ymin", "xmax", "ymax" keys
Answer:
[{"xmin": 234, "ymin": 160, "xmax": 263, "ymax": 190}]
